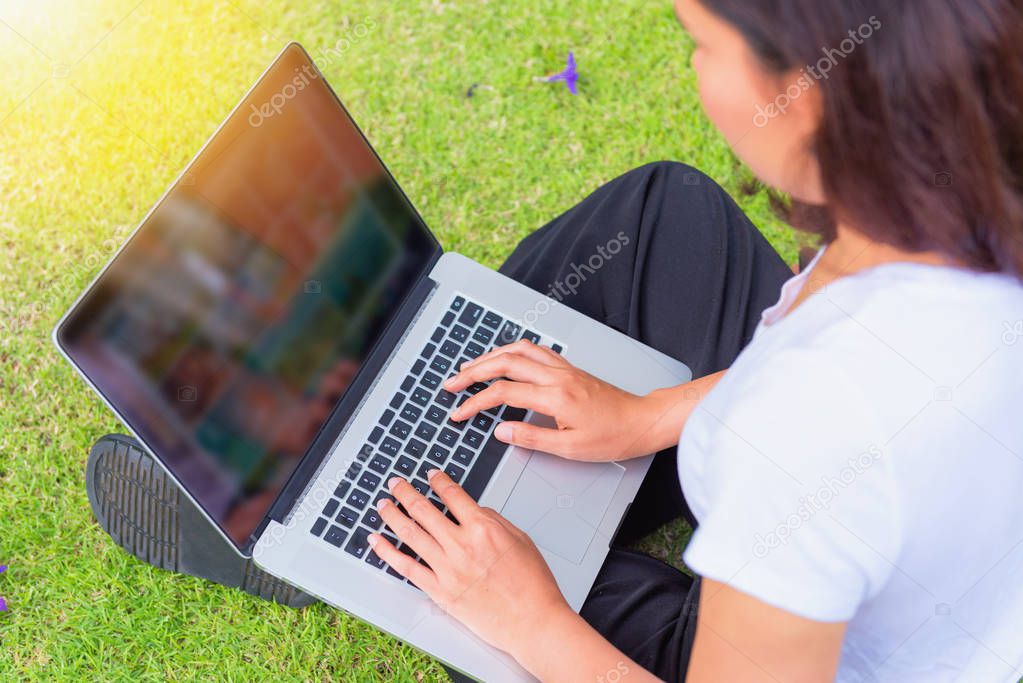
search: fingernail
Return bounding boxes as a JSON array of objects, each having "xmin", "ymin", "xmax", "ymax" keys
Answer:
[
  {"xmin": 388, "ymin": 477, "xmax": 402, "ymax": 490},
  {"xmin": 449, "ymin": 409, "xmax": 462, "ymax": 421},
  {"xmin": 495, "ymin": 422, "xmax": 513, "ymax": 442},
  {"xmin": 427, "ymin": 468, "xmax": 441, "ymax": 480},
  {"xmin": 367, "ymin": 534, "xmax": 379, "ymax": 547},
  {"xmin": 376, "ymin": 498, "xmax": 391, "ymax": 511},
  {"xmin": 443, "ymin": 376, "xmax": 457, "ymax": 388}
]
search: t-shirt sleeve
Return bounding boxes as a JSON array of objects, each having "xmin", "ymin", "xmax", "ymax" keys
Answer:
[{"xmin": 681, "ymin": 349, "xmax": 902, "ymax": 622}]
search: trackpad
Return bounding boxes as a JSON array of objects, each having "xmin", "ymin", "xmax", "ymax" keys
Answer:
[{"xmin": 500, "ymin": 453, "xmax": 626, "ymax": 564}]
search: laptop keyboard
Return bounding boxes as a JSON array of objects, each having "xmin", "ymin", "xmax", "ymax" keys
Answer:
[{"xmin": 307, "ymin": 294, "xmax": 562, "ymax": 587}]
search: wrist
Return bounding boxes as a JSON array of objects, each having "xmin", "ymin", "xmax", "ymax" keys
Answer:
[{"xmin": 511, "ymin": 602, "xmax": 586, "ymax": 676}]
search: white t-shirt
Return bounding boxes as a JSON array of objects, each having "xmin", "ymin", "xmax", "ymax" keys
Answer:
[{"xmin": 678, "ymin": 255, "xmax": 1023, "ymax": 682}]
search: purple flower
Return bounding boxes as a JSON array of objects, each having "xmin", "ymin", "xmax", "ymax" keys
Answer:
[
  {"xmin": 0, "ymin": 564, "xmax": 6, "ymax": 612},
  {"xmin": 545, "ymin": 52, "xmax": 579, "ymax": 95}
]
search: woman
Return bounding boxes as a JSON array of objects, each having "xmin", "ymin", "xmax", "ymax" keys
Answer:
[
  {"xmin": 368, "ymin": 0, "xmax": 1023, "ymax": 680},
  {"xmin": 90, "ymin": 0, "xmax": 1023, "ymax": 680}
]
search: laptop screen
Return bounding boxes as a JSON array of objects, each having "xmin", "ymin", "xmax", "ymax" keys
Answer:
[{"xmin": 57, "ymin": 44, "xmax": 439, "ymax": 549}]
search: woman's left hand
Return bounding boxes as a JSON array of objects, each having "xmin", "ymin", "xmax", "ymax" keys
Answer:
[{"xmin": 367, "ymin": 469, "xmax": 572, "ymax": 657}]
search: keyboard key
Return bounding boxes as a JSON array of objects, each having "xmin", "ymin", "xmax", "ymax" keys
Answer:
[
  {"xmin": 430, "ymin": 327, "xmax": 444, "ymax": 344},
  {"xmin": 449, "ymin": 324, "xmax": 470, "ymax": 343},
  {"xmin": 472, "ymin": 327, "xmax": 494, "ymax": 345},
  {"xmin": 362, "ymin": 509, "xmax": 383, "ymax": 530},
  {"xmin": 358, "ymin": 471, "xmax": 382, "ymax": 491},
  {"xmin": 310, "ymin": 517, "xmax": 328, "ymax": 537},
  {"xmin": 390, "ymin": 392, "xmax": 405, "ymax": 410},
  {"xmin": 430, "ymin": 356, "xmax": 451, "ymax": 374},
  {"xmin": 439, "ymin": 340, "xmax": 460, "ymax": 358},
  {"xmin": 334, "ymin": 481, "xmax": 351, "ymax": 498},
  {"xmin": 421, "ymin": 343, "xmax": 436, "ymax": 359},
  {"xmin": 380, "ymin": 409, "xmax": 395, "ymax": 427},
  {"xmin": 464, "ymin": 341, "xmax": 485, "ymax": 358},
  {"xmin": 480, "ymin": 310, "xmax": 501, "ymax": 328},
  {"xmin": 344, "ymin": 528, "xmax": 372, "ymax": 560},
  {"xmin": 395, "ymin": 455, "xmax": 416, "ymax": 476},
  {"xmin": 463, "ymin": 429, "xmax": 484, "ymax": 449},
  {"xmin": 347, "ymin": 489, "xmax": 370, "ymax": 510},
  {"xmin": 369, "ymin": 455, "xmax": 391, "ymax": 475},
  {"xmin": 462, "ymin": 434, "xmax": 508, "ymax": 501},
  {"xmin": 400, "ymin": 404, "xmax": 422, "ymax": 423},
  {"xmin": 380, "ymin": 437, "xmax": 401, "ymax": 457},
  {"xmin": 502, "ymin": 406, "xmax": 528, "ymax": 422},
  {"xmin": 336, "ymin": 506, "xmax": 359, "ymax": 528},
  {"xmin": 551, "ymin": 343, "xmax": 563, "ymax": 354},
  {"xmin": 368, "ymin": 426, "xmax": 384, "ymax": 444},
  {"xmin": 324, "ymin": 525, "xmax": 348, "ymax": 547},
  {"xmin": 374, "ymin": 491, "xmax": 395, "ymax": 508},
  {"xmin": 453, "ymin": 446, "xmax": 474, "ymax": 466},
  {"xmin": 452, "ymin": 296, "xmax": 465, "ymax": 311},
  {"xmin": 425, "ymin": 405, "xmax": 446, "ymax": 424},
  {"xmin": 441, "ymin": 311, "xmax": 455, "ymax": 327},
  {"xmin": 411, "ymin": 387, "xmax": 431, "ymax": 406},
  {"xmin": 458, "ymin": 302, "xmax": 484, "ymax": 327},
  {"xmin": 467, "ymin": 382, "xmax": 487, "ymax": 395},
  {"xmin": 454, "ymin": 356, "xmax": 472, "ymax": 372},
  {"xmin": 444, "ymin": 463, "xmax": 465, "ymax": 483},
  {"xmin": 437, "ymin": 428, "xmax": 459, "ymax": 447},
  {"xmin": 412, "ymin": 358, "xmax": 426, "ymax": 375},
  {"xmin": 415, "ymin": 422, "xmax": 437, "ymax": 441},
  {"xmin": 427, "ymin": 444, "xmax": 449, "ymax": 464},
  {"xmin": 344, "ymin": 462, "xmax": 360, "ymax": 481},
  {"xmin": 522, "ymin": 330, "xmax": 541, "ymax": 344},
  {"xmin": 447, "ymin": 414, "xmax": 467, "ymax": 431},
  {"xmin": 411, "ymin": 479, "xmax": 429, "ymax": 496},
  {"xmin": 323, "ymin": 499, "xmax": 340, "ymax": 517},
  {"xmin": 471, "ymin": 414, "xmax": 494, "ymax": 432},
  {"xmin": 497, "ymin": 321, "xmax": 521, "ymax": 346},
  {"xmin": 421, "ymin": 371, "xmax": 441, "ymax": 390},
  {"xmin": 404, "ymin": 438, "xmax": 427, "ymax": 458},
  {"xmin": 435, "ymin": 390, "xmax": 456, "ymax": 408},
  {"xmin": 389, "ymin": 420, "xmax": 412, "ymax": 439},
  {"xmin": 366, "ymin": 549, "xmax": 387, "ymax": 569},
  {"xmin": 357, "ymin": 444, "xmax": 373, "ymax": 462}
]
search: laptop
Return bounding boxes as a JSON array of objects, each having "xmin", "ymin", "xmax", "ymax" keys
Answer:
[{"xmin": 54, "ymin": 43, "xmax": 691, "ymax": 681}]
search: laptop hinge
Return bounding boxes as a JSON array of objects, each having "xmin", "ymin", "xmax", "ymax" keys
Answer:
[{"xmin": 248, "ymin": 258, "xmax": 441, "ymax": 554}]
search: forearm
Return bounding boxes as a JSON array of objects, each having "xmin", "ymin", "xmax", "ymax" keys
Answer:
[
  {"xmin": 628, "ymin": 370, "xmax": 725, "ymax": 456},
  {"xmin": 514, "ymin": 605, "xmax": 661, "ymax": 683}
]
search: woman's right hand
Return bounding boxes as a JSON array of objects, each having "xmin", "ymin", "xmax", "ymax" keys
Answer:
[{"xmin": 443, "ymin": 340, "xmax": 717, "ymax": 461}]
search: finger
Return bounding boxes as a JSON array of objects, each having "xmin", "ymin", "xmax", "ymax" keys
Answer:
[
  {"xmin": 367, "ymin": 533, "xmax": 438, "ymax": 592},
  {"xmin": 386, "ymin": 476, "xmax": 456, "ymax": 544},
  {"xmin": 427, "ymin": 469, "xmax": 481, "ymax": 524},
  {"xmin": 444, "ymin": 353, "xmax": 558, "ymax": 395},
  {"xmin": 493, "ymin": 420, "xmax": 576, "ymax": 456},
  {"xmin": 377, "ymin": 495, "xmax": 444, "ymax": 564},
  {"xmin": 462, "ymin": 339, "xmax": 565, "ymax": 372},
  {"xmin": 451, "ymin": 380, "xmax": 558, "ymax": 422}
]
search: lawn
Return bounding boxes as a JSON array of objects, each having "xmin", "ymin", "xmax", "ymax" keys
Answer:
[{"xmin": 0, "ymin": 1, "xmax": 799, "ymax": 680}]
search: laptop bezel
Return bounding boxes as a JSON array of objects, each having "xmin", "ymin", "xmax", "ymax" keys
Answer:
[{"xmin": 52, "ymin": 41, "xmax": 444, "ymax": 556}]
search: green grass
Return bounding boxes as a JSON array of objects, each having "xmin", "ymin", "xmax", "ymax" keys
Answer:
[{"xmin": 0, "ymin": 1, "xmax": 798, "ymax": 679}]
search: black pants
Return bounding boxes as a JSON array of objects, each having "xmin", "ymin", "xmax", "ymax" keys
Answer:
[{"xmin": 449, "ymin": 162, "xmax": 792, "ymax": 682}]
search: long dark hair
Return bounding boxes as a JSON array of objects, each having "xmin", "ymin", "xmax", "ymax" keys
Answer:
[{"xmin": 699, "ymin": 0, "xmax": 1023, "ymax": 277}]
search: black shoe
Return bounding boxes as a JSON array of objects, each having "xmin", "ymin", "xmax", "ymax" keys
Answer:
[{"xmin": 86, "ymin": 433, "xmax": 316, "ymax": 608}]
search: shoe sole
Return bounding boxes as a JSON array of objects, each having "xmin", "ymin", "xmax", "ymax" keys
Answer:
[{"xmin": 86, "ymin": 433, "xmax": 316, "ymax": 608}]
